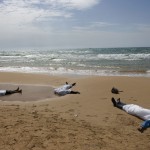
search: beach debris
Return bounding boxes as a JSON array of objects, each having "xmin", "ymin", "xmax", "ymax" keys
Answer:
[
  {"xmin": 74, "ymin": 114, "xmax": 78, "ymax": 117},
  {"xmin": 111, "ymin": 87, "xmax": 123, "ymax": 94}
]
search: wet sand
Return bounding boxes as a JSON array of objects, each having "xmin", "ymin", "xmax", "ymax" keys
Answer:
[{"xmin": 0, "ymin": 84, "xmax": 56, "ymax": 102}]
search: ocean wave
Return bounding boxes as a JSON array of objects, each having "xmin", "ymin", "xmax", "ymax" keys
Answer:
[
  {"xmin": 97, "ymin": 53, "xmax": 150, "ymax": 60},
  {"xmin": 147, "ymin": 70, "xmax": 150, "ymax": 73},
  {"xmin": 52, "ymin": 58, "xmax": 66, "ymax": 62},
  {"xmin": 0, "ymin": 48, "xmax": 150, "ymax": 77},
  {"xmin": 1, "ymin": 50, "xmax": 150, "ymax": 62}
]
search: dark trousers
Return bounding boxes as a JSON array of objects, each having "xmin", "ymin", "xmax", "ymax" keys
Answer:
[{"xmin": 116, "ymin": 101, "xmax": 126, "ymax": 109}]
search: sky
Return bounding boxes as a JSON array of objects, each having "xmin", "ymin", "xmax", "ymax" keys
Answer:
[{"xmin": 0, "ymin": 0, "xmax": 150, "ymax": 49}]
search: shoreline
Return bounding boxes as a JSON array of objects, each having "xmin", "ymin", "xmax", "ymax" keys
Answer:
[
  {"xmin": 0, "ymin": 70, "xmax": 150, "ymax": 78},
  {"xmin": 0, "ymin": 67, "xmax": 150, "ymax": 78},
  {"xmin": 0, "ymin": 72, "xmax": 150, "ymax": 149}
]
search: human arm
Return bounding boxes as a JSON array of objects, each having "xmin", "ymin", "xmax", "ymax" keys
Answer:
[
  {"xmin": 72, "ymin": 83, "xmax": 76, "ymax": 86},
  {"xmin": 137, "ymin": 120, "xmax": 150, "ymax": 133}
]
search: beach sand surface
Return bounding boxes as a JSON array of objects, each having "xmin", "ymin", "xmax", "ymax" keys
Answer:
[{"xmin": 0, "ymin": 72, "xmax": 150, "ymax": 150}]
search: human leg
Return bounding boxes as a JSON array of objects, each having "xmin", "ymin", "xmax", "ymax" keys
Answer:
[
  {"xmin": 111, "ymin": 97, "xmax": 126, "ymax": 109},
  {"xmin": 15, "ymin": 87, "xmax": 20, "ymax": 91},
  {"xmin": 5, "ymin": 88, "xmax": 22, "ymax": 95},
  {"xmin": 70, "ymin": 91, "xmax": 80, "ymax": 94}
]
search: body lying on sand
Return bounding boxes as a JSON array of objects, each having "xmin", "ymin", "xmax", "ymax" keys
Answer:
[
  {"xmin": 54, "ymin": 82, "xmax": 80, "ymax": 96},
  {"xmin": 0, "ymin": 87, "xmax": 22, "ymax": 96},
  {"xmin": 111, "ymin": 97, "xmax": 150, "ymax": 133}
]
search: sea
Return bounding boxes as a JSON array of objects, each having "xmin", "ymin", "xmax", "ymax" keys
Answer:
[{"xmin": 0, "ymin": 47, "xmax": 150, "ymax": 77}]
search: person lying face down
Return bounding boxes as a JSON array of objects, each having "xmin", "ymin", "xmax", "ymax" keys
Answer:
[
  {"xmin": 0, "ymin": 87, "xmax": 22, "ymax": 96},
  {"xmin": 111, "ymin": 97, "xmax": 150, "ymax": 133},
  {"xmin": 54, "ymin": 82, "xmax": 80, "ymax": 96}
]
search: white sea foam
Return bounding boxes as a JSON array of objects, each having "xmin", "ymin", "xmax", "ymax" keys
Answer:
[
  {"xmin": 52, "ymin": 58, "xmax": 66, "ymax": 62},
  {"xmin": 97, "ymin": 53, "xmax": 150, "ymax": 61}
]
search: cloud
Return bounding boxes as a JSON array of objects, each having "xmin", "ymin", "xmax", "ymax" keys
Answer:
[
  {"xmin": 73, "ymin": 22, "xmax": 117, "ymax": 31},
  {"xmin": 0, "ymin": 0, "xmax": 102, "ymax": 48},
  {"xmin": 57, "ymin": 0, "xmax": 100, "ymax": 10},
  {"xmin": 135, "ymin": 24, "xmax": 150, "ymax": 32},
  {"xmin": 1, "ymin": 0, "xmax": 149, "ymax": 49},
  {"xmin": 0, "ymin": 0, "xmax": 101, "ymax": 32},
  {"xmin": 0, "ymin": 0, "xmax": 101, "ymax": 21},
  {"xmin": 0, "ymin": 0, "xmax": 68, "ymax": 25}
]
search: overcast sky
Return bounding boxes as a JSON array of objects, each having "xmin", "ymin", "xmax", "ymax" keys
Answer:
[{"xmin": 0, "ymin": 0, "xmax": 150, "ymax": 49}]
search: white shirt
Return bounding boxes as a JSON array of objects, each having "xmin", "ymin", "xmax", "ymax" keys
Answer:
[
  {"xmin": 54, "ymin": 84, "xmax": 72, "ymax": 96},
  {"xmin": 0, "ymin": 90, "xmax": 6, "ymax": 96},
  {"xmin": 123, "ymin": 104, "xmax": 150, "ymax": 121}
]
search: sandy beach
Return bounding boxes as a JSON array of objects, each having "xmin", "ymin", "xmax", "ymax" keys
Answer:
[{"xmin": 0, "ymin": 72, "xmax": 150, "ymax": 150}]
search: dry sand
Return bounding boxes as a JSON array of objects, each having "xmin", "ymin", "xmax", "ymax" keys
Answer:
[{"xmin": 0, "ymin": 72, "xmax": 150, "ymax": 150}]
